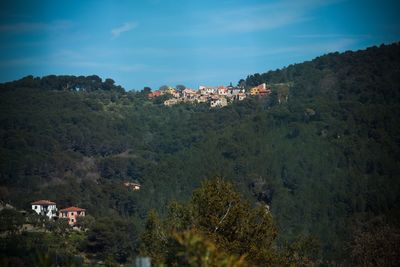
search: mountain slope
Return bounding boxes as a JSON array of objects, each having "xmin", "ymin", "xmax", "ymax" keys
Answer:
[{"xmin": 1, "ymin": 42, "xmax": 400, "ymax": 264}]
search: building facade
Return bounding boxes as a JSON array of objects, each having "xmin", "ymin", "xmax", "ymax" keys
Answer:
[
  {"xmin": 59, "ymin": 206, "xmax": 86, "ymax": 226},
  {"xmin": 31, "ymin": 200, "xmax": 57, "ymax": 219}
]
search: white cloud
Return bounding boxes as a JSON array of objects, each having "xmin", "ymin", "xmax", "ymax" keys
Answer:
[{"xmin": 111, "ymin": 22, "xmax": 138, "ymax": 39}]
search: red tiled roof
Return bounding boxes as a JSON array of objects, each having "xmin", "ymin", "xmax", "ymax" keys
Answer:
[
  {"xmin": 59, "ymin": 206, "xmax": 85, "ymax": 212},
  {"xmin": 148, "ymin": 91, "xmax": 162, "ymax": 98},
  {"xmin": 31, "ymin": 200, "xmax": 56, "ymax": 205}
]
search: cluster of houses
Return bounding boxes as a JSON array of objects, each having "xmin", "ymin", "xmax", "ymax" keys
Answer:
[
  {"xmin": 148, "ymin": 83, "xmax": 271, "ymax": 108},
  {"xmin": 31, "ymin": 200, "xmax": 85, "ymax": 226},
  {"xmin": 29, "ymin": 182, "xmax": 141, "ymax": 226}
]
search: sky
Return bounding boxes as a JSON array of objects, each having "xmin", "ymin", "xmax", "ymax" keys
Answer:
[{"xmin": 0, "ymin": 0, "xmax": 399, "ymax": 90}]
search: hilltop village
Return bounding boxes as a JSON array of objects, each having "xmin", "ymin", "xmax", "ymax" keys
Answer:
[{"xmin": 148, "ymin": 83, "xmax": 273, "ymax": 108}]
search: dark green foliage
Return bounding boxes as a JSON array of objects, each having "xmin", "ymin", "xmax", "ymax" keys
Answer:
[
  {"xmin": 139, "ymin": 210, "xmax": 166, "ymax": 265},
  {"xmin": 0, "ymin": 209, "xmax": 24, "ymax": 233},
  {"xmin": 140, "ymin": 178, "xmax": 317, "ymax": 266},
  {"xmin": 84, "ymin": 217, "xmax": 138, "ymax": 263},
  {"xmin": 0, "ymin": 74, "xmax": 124, "ymax": 92},
  {"xmin": 350, "ymin": 216, "xmax": 400, "ymax": 267},
  {"xmin": 188, "ymin": 179, "xmax": 279, "ymax": 265},
  {"xmin": 0, "ymin": 231, "xmax": 85, "ymax": 267},
  {"xmin": 1, "ymin": 43, "xmax": 400, "ymax": 264}
]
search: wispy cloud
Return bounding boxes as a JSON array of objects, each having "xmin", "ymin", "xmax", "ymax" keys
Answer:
[
  {"xmin": 0, "ymin": 48, "xmax": 147, "ymax": 74},
  {"xmin": 192, "ymin": 38, "xmax": 358, "ymax": 59},
  {"xmin": 49, "ymin": 49, "xmax": 147, "ymax": 73},
  {"xmin": 0, "ymin": 57, "xmax": 42, "ymax": 67},
  {"xmin": 111, "ymin": 22, "xmax": 138, "ymax": 39},
  {"xmin": 0, "ymin": 20, "xmax": 72, "ymax": 33},
  {"xmin": 293, "ymin": 33, "xmax": 371, "ymax": 39},
  {"xmin": 173, "ymin": 0, "xmax": 343, "ymax": 36}
]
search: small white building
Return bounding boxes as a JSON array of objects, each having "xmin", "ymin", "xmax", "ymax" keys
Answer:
[
  {"xmin": 31, "ymin": 200, "xmax": 58, "ymax": 219},
  {"xmin": 205, "ymin": 87, "xmax": 216, "ymax": 94},
  {"xmin": 237, "ymin": 92, "xmax": 247, "ymax": 101},
  {"xmin": 228, "ymin": 88, "xmax": 242, "ymax": 97},
  {"xmin": 182, "ymin": 88, "xmax": 197, "ymax": 99},
  {"xmin": 124, "ymin": 182, "xmax": 141, "ymax": 191},
  {"xmin": 217, "ymin": 87, "xmax": 228, "ymax": 96},
  {"xmin": 164, "ymin": 98, "xmax": 180, "ymax": 106},
  {"xmin": 210, "ymin": 96, "xmax": 228, "ymax": 108}
]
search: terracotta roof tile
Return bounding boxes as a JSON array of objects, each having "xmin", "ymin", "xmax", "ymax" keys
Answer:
[
  {"xmin": 31, "ymin": 200, "xmax": 56, "ymax": 205},
  {"xmin": 59, "ymin": 206, "xmax": 85, "ymax": 212}
]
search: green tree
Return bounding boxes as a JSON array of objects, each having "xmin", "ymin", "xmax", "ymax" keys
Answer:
[
  {"xmin": 0, "ymin": 209, "xmax": 24, "ymax": 234},
  {"xmin": 172, "ymin": 229, "xmax": 249, "ymax": 267},
  {"xmin": 159, "ymin": 85, "xmax": 170, "ymax": 91},
  {"xmin": 141, "ymin": 179, "xmax": 283, "ymax": 266},
  {"xmin": 350, "ymin": 217, "xmax": 400, "ymax": 267},
  {"xmin": 45, "ymin": 218, "xmax": 69, "ymax": 236},
  {"xmin": 189, "ymin": 178, "xmax": 279, "ymax": 266},
  {"xmin": 176, "ymin": 84, "xmax": 186, "ymax": 92},
  {"xmin": 76, "ymin": 214, "xmax": 95, "ymax": 230},
  {"xmin": 139, "ymin": 210, "xmax": 167, "ymax": 265}
]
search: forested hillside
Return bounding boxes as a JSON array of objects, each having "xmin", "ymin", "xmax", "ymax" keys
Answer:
[{"xmin": 1, "ymin": 43, "xmax": 400, "ymax": 266}]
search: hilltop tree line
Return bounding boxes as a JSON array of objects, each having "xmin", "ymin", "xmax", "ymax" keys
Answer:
[
  {"xmin": 0, "ymin": 42, "xmax": 400, "ymax": 266},
  {"xmin": 0, "ymin": 74, "xmax": 124, "ymax": 92}
]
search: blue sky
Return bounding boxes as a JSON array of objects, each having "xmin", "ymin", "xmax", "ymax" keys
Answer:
[{"xmin": 0, "ymin": 0, "xmax": 399, "ymax": 90}]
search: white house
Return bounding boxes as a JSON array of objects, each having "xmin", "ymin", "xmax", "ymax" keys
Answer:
[
  {"xmin": 205, "ymin": 87, "xmax": 216, "ymax": 94},
  {"xmin": 124, "ymin": 182, "xmax": 141, "ymax": 191},
  {"xmin": 31, "ymin": 200, "xmax": 58, "ymax": 219},
  {"xmin": 237, "ymin": 92, "xmax": 247, "ymax": 101},
  {"xmin": 210, "ymin": 96, "xmax": 228, "ymax": 108},
  {"xmin": 182, "ymin": 88, "xmax": 197, "ymax": 99},
  {"xmin": 217, "ymin": 86, "xmax": 228, "ymax": 96},
  {"xmin": 228, "ymin": 88, "xmax": 242, "ymax": 96}
]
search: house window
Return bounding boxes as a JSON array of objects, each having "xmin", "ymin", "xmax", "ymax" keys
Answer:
[
  {"xmin": 34, "ymin": 205, "xmax": 37, "ymax": 209},
  {"xmin": 71, "ymin": 219, "xmax": 74, "ymax": 222}
]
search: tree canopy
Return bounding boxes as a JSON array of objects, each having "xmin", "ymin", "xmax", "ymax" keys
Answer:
[{"xmin": 1, "ymin": 42, "xmax": 400, "ymax": 265}]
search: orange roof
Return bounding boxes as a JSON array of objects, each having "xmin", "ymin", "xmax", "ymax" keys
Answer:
[
  {"xmin": 31, "ymin": 200, "xmax": 56, "ymax": 205},
  {"xmin": 59, "ymin": 206, "xmax": 85, "ymax": 212},
  {"xmin": 148, "ymin": 91, "xmax": 162, "ymax": 98}
]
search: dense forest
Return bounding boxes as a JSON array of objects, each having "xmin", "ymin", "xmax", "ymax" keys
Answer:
[{"xmin": 1, "ymin": 42, "xmax": 400, "ymax": 266}]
